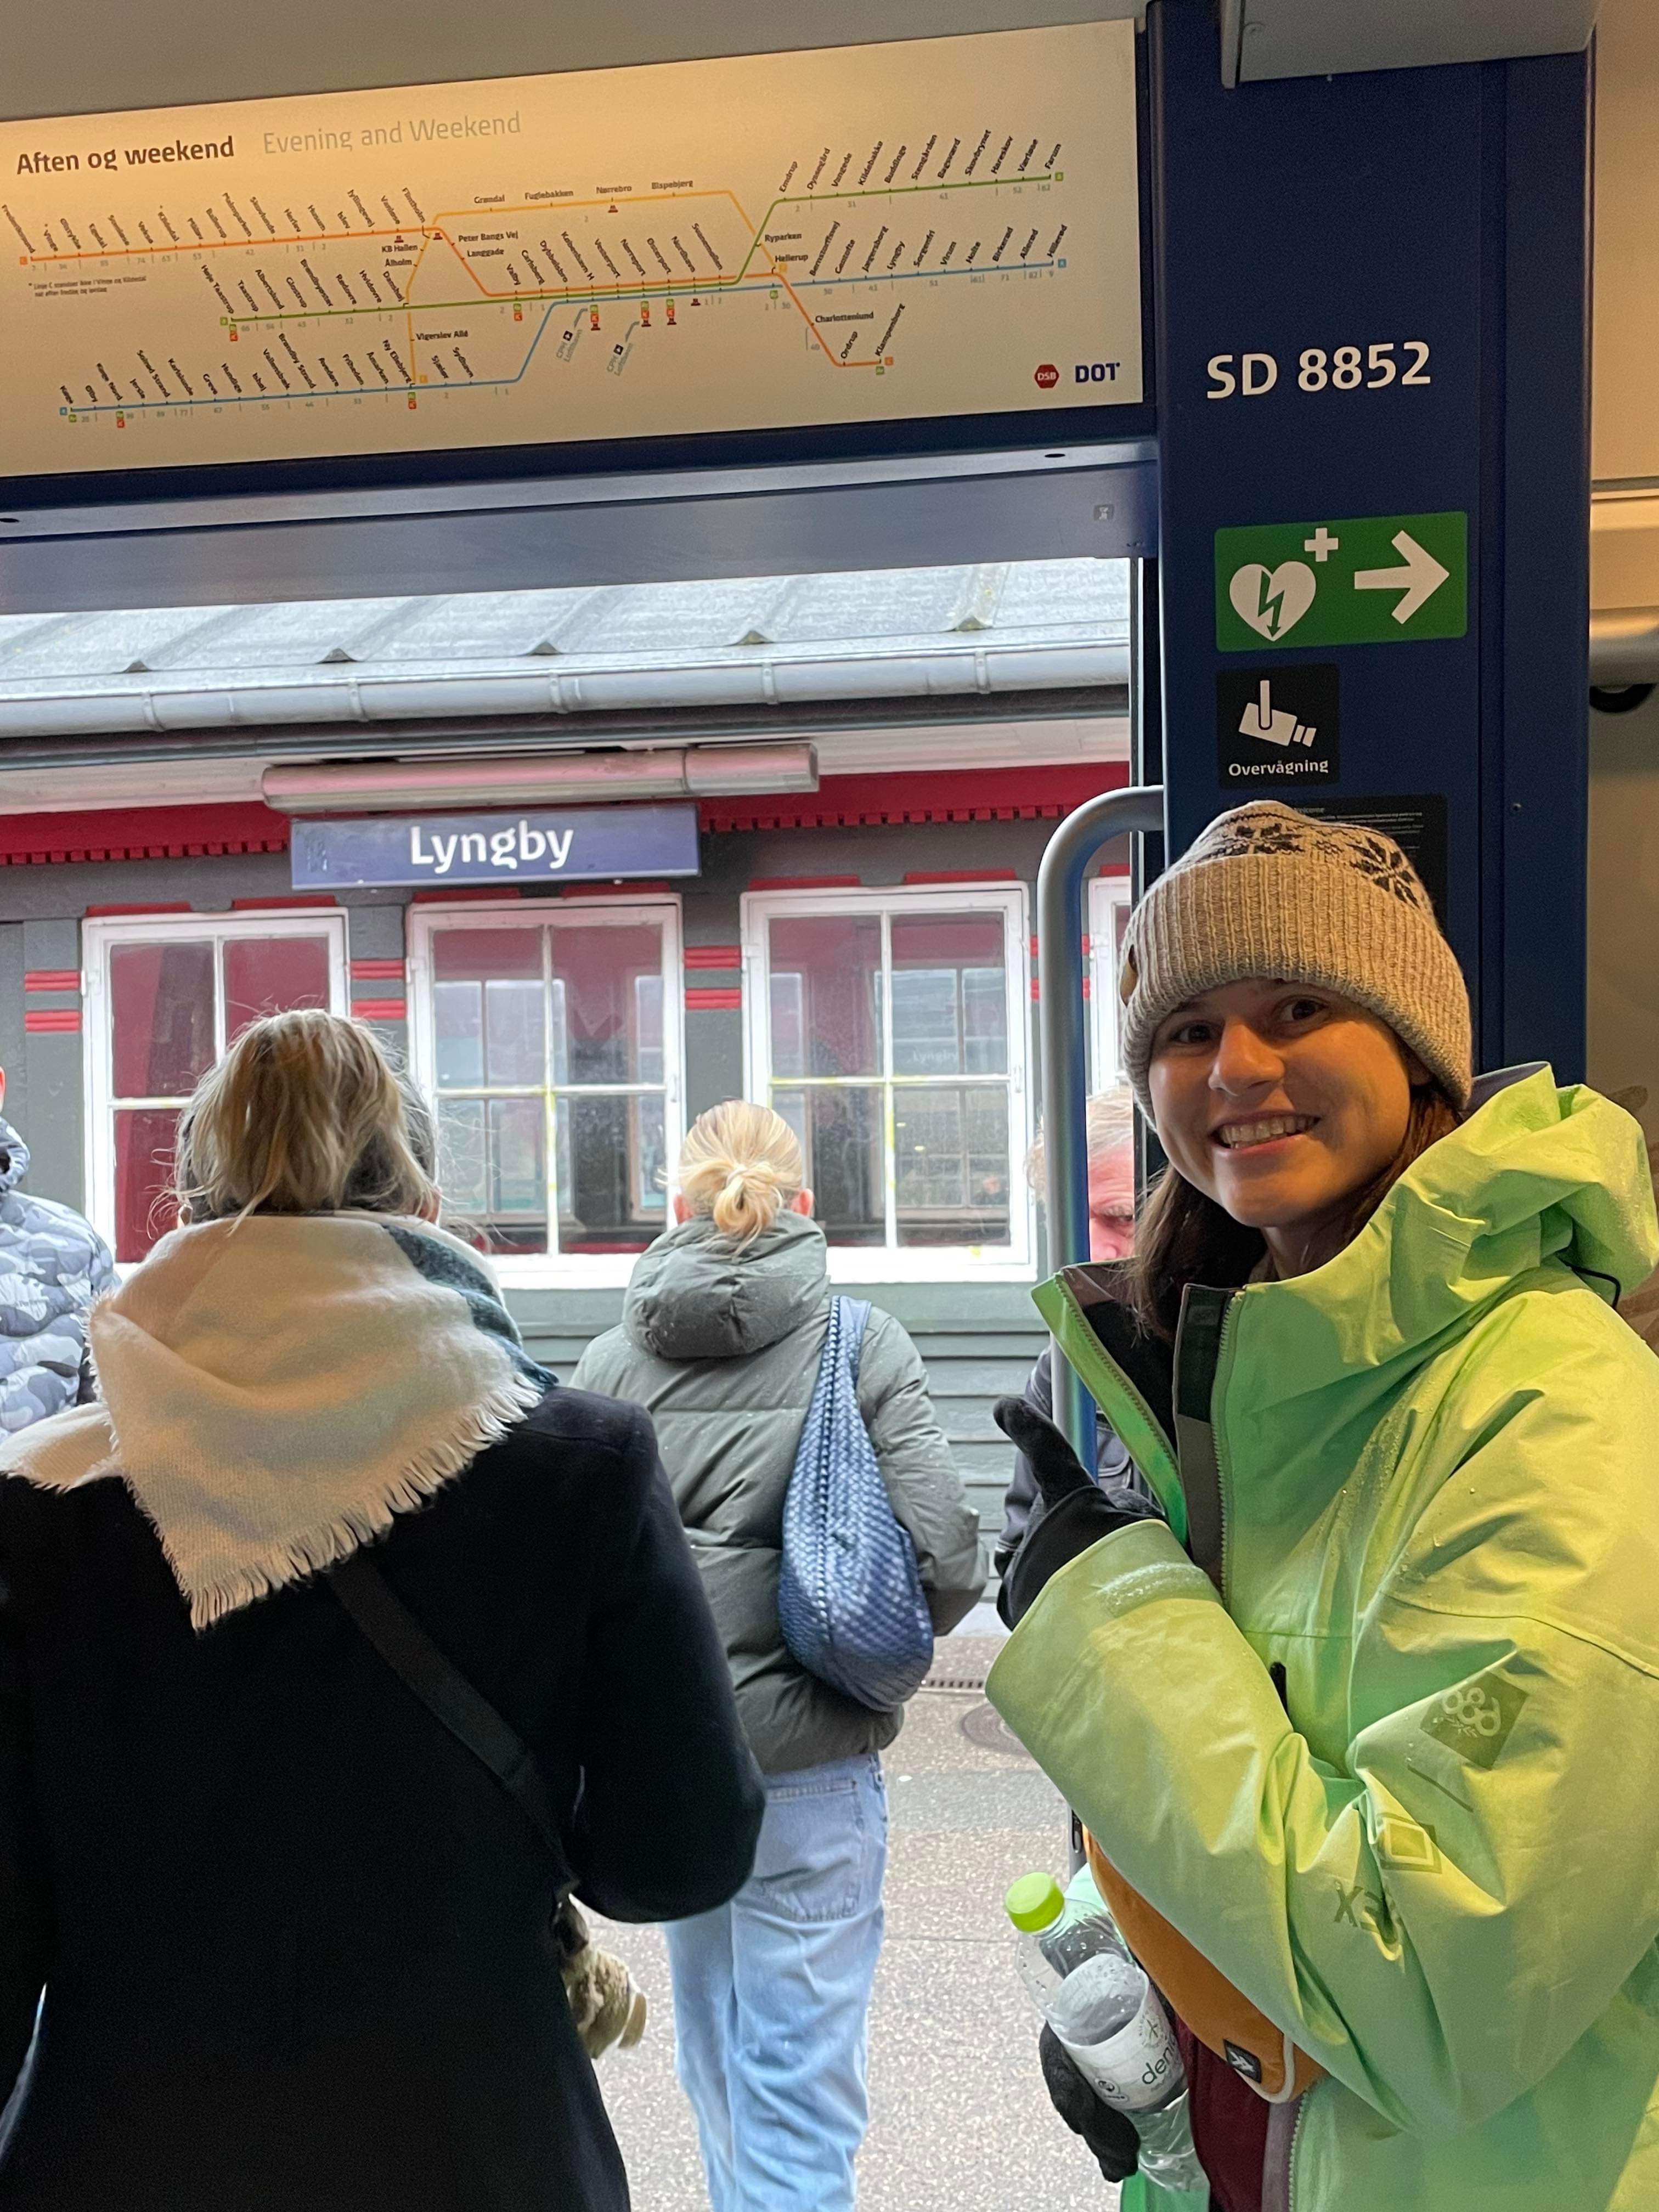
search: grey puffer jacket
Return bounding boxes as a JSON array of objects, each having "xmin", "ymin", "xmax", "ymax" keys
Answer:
[
  {"xmin": 573, "ymin": 1212, "xmax": 981, "ymax": 1775},
  {"xmin": 0, "ymin": 1120, "xmax": 116, "ymax": 1436}
]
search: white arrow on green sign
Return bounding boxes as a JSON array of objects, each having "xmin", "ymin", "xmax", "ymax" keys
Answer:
[{"xmin": 1215, "ymin": 510, "xmax": 1468, "ymax": 651}]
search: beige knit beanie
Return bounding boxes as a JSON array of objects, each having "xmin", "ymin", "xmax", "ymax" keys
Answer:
[{"xmin": 1119, "ymin": 802, "xmax": 1472, "ymax": 1115}]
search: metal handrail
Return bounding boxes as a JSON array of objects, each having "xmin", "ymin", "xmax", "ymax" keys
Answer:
[{"xmin": 1036, "ymin": 781, "xmax": 1166, "ymax": 1468}]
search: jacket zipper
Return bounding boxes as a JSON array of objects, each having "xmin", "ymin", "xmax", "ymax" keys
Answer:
[
  {"xmin": 1280, "ymin": 2084, "xmax": 1310, "ymax": 2212},
  {"xmin": 1229, "ymin": 1276, "xmax": 1310, "ymax": 2212},
  {"xmin": 1211, "ymin": 1291, "xmax": 1243, "ymax": 1602}
]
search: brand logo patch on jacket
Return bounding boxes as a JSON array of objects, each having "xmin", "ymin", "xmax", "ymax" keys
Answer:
[
  {"xmin": 1420, "ymin": 1671, "xmax": 1528, "ymax": 1770},
  {"xmin": 1375, "ymin": 1815, "xmax": 1440, "ymax": 1873},
  {"xmin": 1223, "ymin": 2040, "xmax": 1264, "ymax": 2082}
]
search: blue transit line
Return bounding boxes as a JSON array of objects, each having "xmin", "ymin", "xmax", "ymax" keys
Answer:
[
  {"xmin": 63, "ymin": 255, "xmax": 1057, "ymax": 416},
  {"xmin": 792, "ymin": 258, "xmax": 1054, "ymax": 287},
  {"xmin": 69, "ymin": 299, "xmax": 563, "ymax": 414}
]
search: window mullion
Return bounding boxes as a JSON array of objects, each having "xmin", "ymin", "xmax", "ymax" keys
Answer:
[
  {"xmin": 879, "ymin": 908, "xmax": 898, "ymax": 1252},
  {"xmin": 542, "ymin": 923, "xmax": 558, "ymax": 1261},
  {"xmin": 212, "ymin": 929, "xmax": 228, "ymax": 1061}
]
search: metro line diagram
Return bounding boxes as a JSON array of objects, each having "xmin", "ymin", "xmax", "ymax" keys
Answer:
[
  {"xmin": 0, "ymin": 22, "xmax": 1138, "ymax": 471},
  {"xmin": 19, "ymin": 166, "xmax": 1075, "ymax": 432}
]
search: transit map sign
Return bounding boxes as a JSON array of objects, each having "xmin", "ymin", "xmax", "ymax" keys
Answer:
[{"xmin": 0, "ymin": 21, "xmax": 1141, "ymax": 482}]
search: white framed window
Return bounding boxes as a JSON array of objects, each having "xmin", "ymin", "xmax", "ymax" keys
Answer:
[
  {"xmin": 407, "ymin": 897, "xmax": 684, "ymax": 1289},
  {"xmin": 1088, "ymin": 873, "xmax": 1134, "ymax": 1086},
  {"xmin": 83, "ymin": 909, "xmax": 351, "ymax": 1263},
  {"xmin": 741, "ymin": 883, "xmax": 1032, "ymax": 1283}
]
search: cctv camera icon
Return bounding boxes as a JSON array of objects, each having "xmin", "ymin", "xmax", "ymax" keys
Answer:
[{"xmin": 1239, "ymin": 680, "xmax": 1316, "ymax": 749}]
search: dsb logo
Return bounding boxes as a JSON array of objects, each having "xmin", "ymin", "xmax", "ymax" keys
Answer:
[{"xmin": 1034, "ymin": 363, "xmax": 1059, "ymax": 389}]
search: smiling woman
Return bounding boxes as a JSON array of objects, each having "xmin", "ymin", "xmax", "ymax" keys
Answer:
[{"xmin": 989, "ymin": 799, "xmax": 1659, "ymax": 2212}]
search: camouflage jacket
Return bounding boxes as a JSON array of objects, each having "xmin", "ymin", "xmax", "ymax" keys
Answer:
[{"xmin": 0, "ymin": 1118, "xmax": 116, "ymax": 1435}]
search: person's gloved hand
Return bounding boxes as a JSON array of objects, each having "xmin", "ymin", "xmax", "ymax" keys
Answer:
[
  {"xmin": 994, "ymin": 1397, "xmax": 1146, "ymax": 1626},
  {"xmin": 1040, "ymin": 2025, "xmax": 1139, "ymax": 2183}
]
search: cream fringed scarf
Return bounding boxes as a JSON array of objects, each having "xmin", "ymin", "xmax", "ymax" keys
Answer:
[{"xmin": 0, "ymin": 1212, "xmax": 549, "ymax": 1629}]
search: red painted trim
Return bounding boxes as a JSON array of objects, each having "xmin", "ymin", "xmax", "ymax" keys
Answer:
[
  {"xmin": 24, "ymin": 970, "xmax": 80, "ymax": 994},
  {"xmin": 684, "ymin": 945, "xmax": 742, "ymax": 970},
  {"xmin": 902, "ymin": 869, "xmax": 1021, "ymax": 885},
  {"xmin": 83, "ymin": 902, "xmax": 192, "ymax": 917},
  {"xmin": 0, "ymin": 802, "xmax": 290, "ymax": 868},
  {"xmin": 351, "ymin": 957, "xmax": 407, "ymax": 980},
  {"xmin": 707, "ymin": 762, "xmax": 1128, "ymax": 834},
  {"xmin": 747, "ymin": 874, "xmax": 861, "ymax": 891},
  {"xmin": 0, "ymin": 772, "xmax": 1127, "ymax": 868},
  {"xmin": 685, "ymin": 986, "xmax": 742, "ymax": 1011},
  {"xmin": 352, "ymin": 998, "xmax": 408, "ymax": 1022},
  {"xmin": 24, "ymin": 1009, "xmax": 81, "ymax": 1033},
  {"xmin": 230, "ymin": 895, "xmax": 336, "ymax": 911}
]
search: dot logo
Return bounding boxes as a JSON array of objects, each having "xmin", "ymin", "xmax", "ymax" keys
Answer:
[{"xmin": 1034, "ymin": 363, "xmax": 1060, "ymax": 390}]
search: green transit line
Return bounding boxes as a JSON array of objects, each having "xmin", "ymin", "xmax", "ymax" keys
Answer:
[
  {"xmin": 734, "ymin": 169, "xmax": 1057, "ymax": 281},
  {"xmin": 225, "ymin": 170, "xmax": 1062, "ymax": 321}
]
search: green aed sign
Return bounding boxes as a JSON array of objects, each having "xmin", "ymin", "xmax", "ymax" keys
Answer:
[{"xmin": 1215, "ymin": 510, "xmax": 1468, "ymax": 651}]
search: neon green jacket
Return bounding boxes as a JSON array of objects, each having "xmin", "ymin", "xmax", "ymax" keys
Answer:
[{"xmin": 989, "ymin": 1071, "xmax": 1659, "ymax": 2212}]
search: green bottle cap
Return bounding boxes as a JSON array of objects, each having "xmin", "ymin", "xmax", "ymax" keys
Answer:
[{"xmin": 1005, "ymin": 1871, "xmax": 1065, "ymax": 1933}]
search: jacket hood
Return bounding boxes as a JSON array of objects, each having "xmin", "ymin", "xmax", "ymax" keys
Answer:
[
  {"xmin": 0, "ymin": 1119, "xmax": 31, "ymax": 1195},
  {"xmin": 1233, "ymin": 1068, "xmax": 1659, "ymax": 1410},
  {"xmin": 624, "ymin": 1210, "xmax": 828, "ymax": 1362}
]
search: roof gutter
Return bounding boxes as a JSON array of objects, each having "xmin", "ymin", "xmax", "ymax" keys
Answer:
[{"xmin": 0, "ymin": 641, "xmax": 1130, "ymax": 743}]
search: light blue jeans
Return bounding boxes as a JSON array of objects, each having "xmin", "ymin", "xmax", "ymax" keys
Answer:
[{"xmin": 665, "ymin": 1752, "xmax": 888, "ymax": 2212}]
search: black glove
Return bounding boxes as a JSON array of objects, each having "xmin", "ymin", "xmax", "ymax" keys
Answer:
[
  {"xmin": 995, "ymin": 1397, "xmax": 1145, "ymax": 1627},
  {"xmin": 1040, "ymin": 2024, "xmax": 1139, "ymax": 2184}
]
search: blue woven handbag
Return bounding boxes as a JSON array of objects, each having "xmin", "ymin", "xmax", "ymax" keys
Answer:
[{"xmin": 777, "ymin": 1297, "xmax": 935, "ymax": 1712}]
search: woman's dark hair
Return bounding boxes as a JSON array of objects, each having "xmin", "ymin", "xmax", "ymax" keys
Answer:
[{"xmin": 1124, "ymin": 1082, "xmax": 1464, "ymax": 1339}]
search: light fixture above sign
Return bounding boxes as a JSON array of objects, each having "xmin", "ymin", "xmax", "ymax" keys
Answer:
[{"xmin": 263, "ymin": 741, "xmax": 818, "ymax": 816}]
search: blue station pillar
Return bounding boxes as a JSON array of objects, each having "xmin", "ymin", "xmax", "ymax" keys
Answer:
[{"xmin": 1147, "ymin": 0, "xmax": 1593, "ymax": 1079}]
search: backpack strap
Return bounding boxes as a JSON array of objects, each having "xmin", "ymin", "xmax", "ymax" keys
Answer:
[{"xmin": 329, "ymin": 1550, "xmax": 574, "ymax": 1899}]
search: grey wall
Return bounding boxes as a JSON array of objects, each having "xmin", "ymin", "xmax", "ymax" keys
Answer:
[{"xmin": 0, "ymin": 808, "xmax": 1111, "ymax": 1579}]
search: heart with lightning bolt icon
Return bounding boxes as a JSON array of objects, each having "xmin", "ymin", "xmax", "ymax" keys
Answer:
[{"xmin": 1228, "ymin": 559, "xmax": 1317, "ymax": 641}]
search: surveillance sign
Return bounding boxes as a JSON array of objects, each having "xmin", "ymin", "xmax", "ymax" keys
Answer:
[{"xmin": 1216, "ymin": 665, "xmax": 1339, "ymax": 786}]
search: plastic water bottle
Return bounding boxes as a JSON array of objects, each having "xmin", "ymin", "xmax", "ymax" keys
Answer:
[{"xmin": 1006, "ymin": 1867, "xmax": 1207, "ymax": 2196}]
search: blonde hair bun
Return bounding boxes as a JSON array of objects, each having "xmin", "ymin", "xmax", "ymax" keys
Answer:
[{"xmin": 677, "ymin": 1102, "xmax": 804, "ymax": 1246}]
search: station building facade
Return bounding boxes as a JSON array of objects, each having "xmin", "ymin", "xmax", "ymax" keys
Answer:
[{"xmin": 0, "ymin": 561, "xmax": 1133, "ymax": 1566}]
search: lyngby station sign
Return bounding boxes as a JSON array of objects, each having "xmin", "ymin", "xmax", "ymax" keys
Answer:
[{"xmin": 290, "ymin": 803, "xmax": 701, "ymax": 890}]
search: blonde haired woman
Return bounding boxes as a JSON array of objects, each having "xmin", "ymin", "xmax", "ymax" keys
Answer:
[
  {"xmin": 575, "ymin": 1101, "xmax": 980, "ymax": 2212},
  {"xmin": 0, "ymin": 1011, "xmax": 761, "ymax": 2212}
]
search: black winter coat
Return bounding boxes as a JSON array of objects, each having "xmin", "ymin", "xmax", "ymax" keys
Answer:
[{"xmin": 0, "ymin": 1386, "xmax": 764, "ymax": 2212}]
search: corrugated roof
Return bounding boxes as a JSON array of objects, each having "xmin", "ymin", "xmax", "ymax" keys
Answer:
[{"xmin": 0, "ymin": 559, "xmax": 1127, "ymax": 699}]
